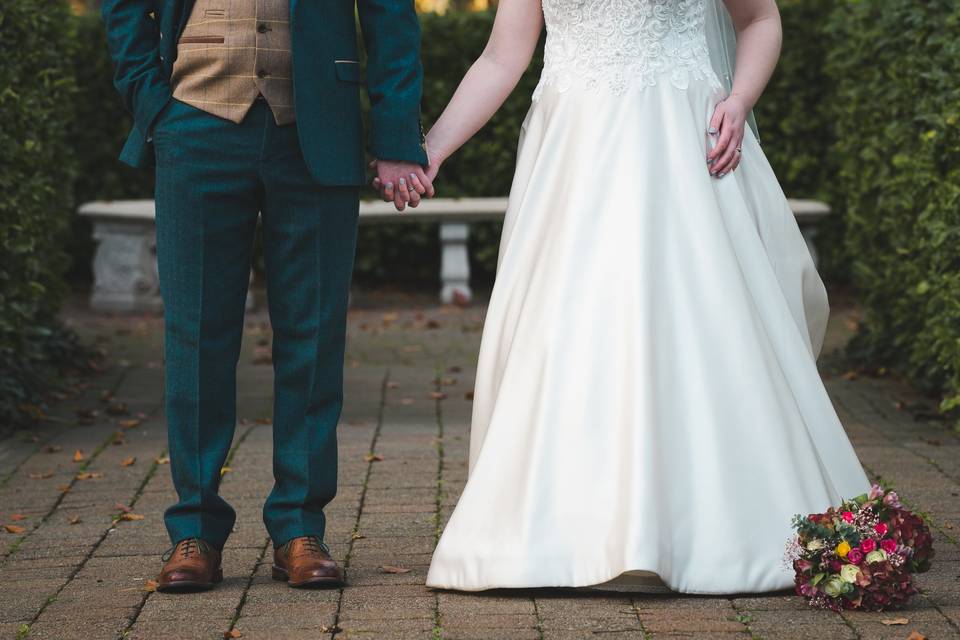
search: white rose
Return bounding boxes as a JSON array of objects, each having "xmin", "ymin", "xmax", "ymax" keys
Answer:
[
  {"xmin": 806, "ymin": 539, "xmax": 825, "ymax": 551},
  {"xmin": 866, "ymin": 549, "xmax": 888, "ymax": 564},
  {"xmin": 840, "ymin": 564, "xmax": 860, "ymax": 583}
]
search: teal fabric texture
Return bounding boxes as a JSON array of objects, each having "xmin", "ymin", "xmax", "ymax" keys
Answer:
[
  {"xmin": 153, "ymin": 99, "xmax": 360, "ymax": 548},
  {"xmin": 101, "ymin": 0, "xmax": 428, "ymax": 186}
]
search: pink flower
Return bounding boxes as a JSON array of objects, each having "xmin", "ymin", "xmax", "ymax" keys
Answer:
[
  {"xmin": 881, "ymin": 539, "xmax": 897, "ymax": 554},
  {"xmin": 883, "ymin": 491, "xmax": 902, "ymax": 508},
  {"xmin": 841, "ymin": 511, "xmax": 854, "ymax": 523},
  {"xmin": 868, "ymin": 485, "xmax": 885, "ymax": 500},
  {"xmin": 874, "ymin": 522, "xmax": 888, "ymax": 536},
  {"xmin": 846, "ymin": 548, "xmax": 864, "ymax": 564},
  {"xmin": 860, "ymin": 538, "xmax": 877, "ymax": 553}
]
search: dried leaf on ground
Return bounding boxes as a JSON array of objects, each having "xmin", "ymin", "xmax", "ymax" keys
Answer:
[
  {"xmin": 3, "ymin": 524, "xmax": 26, "ymax": 534},
  {"xmin": 119, "ymin": 513, "xmax": 145, "ymax": 521},
  {"xmin": 58, "ymin": 484, "xmax": 71, "ymax": 494},
  {"xmin": 29, "ymin": 471, "xmax": 54, "ymax": 479},
  {"xmin": 112, "ymin": 432, "xmax": 126, "ymax": 445},
  {"xmin": 465, "ymin": 391, "xmax": 474, "ymax": 401},
  {"xmin": 447, "ymin": 366, "xmax": 462, "ymax": 373},
  {"xmin": 144, "ymin": 579, "xmax": 158, "ymax": 592},
  {"xmin": 319, "ymin": 625, "xmax": 342, "ymax": 634},
  {"xmin": 72, "ymin": 450, "xmax": 85, "ymax": 462},
  {"xmin": 106, "ymin": 402, "xmax": 129, "ymax": 416},
  {"xmin": 10, "ymin": 514, "xmax": 26, "ymax": 521},
  {"xmin": 364, "ymin": 453, "xmax": 384, "ymax": 462},
  {"xmin": 430, "ymin": 391, "xmax": 448, "ymax": 400},
  {"xmin": 155, "ymin": 456, "xmax": 170, "ymax": 465},
  {"xmin": 381, "ymin": 565, "xmax": 412, "ymax": 574},
  {"xmin": 841, "ymin": 370, "xmax": 859, "ymax": 381},
  {"xmin": 68, "ymin": 515, "xmax": 82, "ymax": 525},
  {"xmin": 351, "ymin": 532, "xmax": 366, "ymax": 540},
  {"xmin": 115, "ymin": 502, "xmax": 133, "ymax": 513},
  {"xmin": 907, "ymin": 633, "xmax": 926, "ymax": 640},
  {"xmin": 386, "ymin": 382, "xmax": 400, "ymax": 389},
  {"xmin": 76, "ymin": 408, "xmax": 99, "ymax": 420},
  {"xmin": 76, "ymin": 472, "xmax": 104, "ymax": 481},
  {"xmin": 252, "ymin": 346, "xmax": 272, "ymax": 365},
  {"xmin": 121, "ymin": 457, "xmax": 137, "ymax": 467},
  {"xmin": 223, "ymin": 629, "xmax": 242, "ymax": 638},
  {"xmin": 400, "ymin": 398, "xmax": 415, "ymax": 406},
  {"xmin": 118, "ymin": 419, "xmax": 143, "ymax": 430},
  {"xmin": 44, "ymin": 445, "xmax": 62, "ymax": 454},
  {"xmin": 220, "ymin": 467, "xmax": 232, "ymax": 476},
  {"xmin": 881, "ymin": 618, "xmax": 909, "ymax": 626}
]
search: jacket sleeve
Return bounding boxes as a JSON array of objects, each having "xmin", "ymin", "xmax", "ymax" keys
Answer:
[
  {"xmin": 101, "ymin": 0, "xmax": 172, "ymax": 141},
  {"xmin": 356, "ymin": 0, "xmax": 429, "ymax": 165}
]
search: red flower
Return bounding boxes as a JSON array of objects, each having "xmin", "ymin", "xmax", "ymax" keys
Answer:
[
  {"xmin": 874, "ymin": 522, "xmax": 888, "ymax": 536},
  {"xmin": 841, "ymin": 511, "xmax": 854, "ymax": 523},
  {"xmin": 860, "ymin": 538, "xmax": 877, "ymax": 553},
  {"xmin": 880, "ymin": 539, "xmax": 897, "ymax": 554}
]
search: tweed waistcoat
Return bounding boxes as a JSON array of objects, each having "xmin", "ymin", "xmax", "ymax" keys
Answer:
[{"xmin": 170, "ymin": 0, "xmax": 295, "ymax": 125}]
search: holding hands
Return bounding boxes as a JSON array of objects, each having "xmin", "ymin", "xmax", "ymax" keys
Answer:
[{"xmin": 370, "ymin": 158, "xmax": 437, "ymax": 212}]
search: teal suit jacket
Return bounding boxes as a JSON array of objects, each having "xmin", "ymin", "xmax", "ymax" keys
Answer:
[{"xmin": 102, "ymin": 0, "xmax": 428, "ymax": 186}]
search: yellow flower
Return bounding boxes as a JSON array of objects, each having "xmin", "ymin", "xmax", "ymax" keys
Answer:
[{"xmin": 835, "ymin": 541, "xmax": 851, "ymax": 558}]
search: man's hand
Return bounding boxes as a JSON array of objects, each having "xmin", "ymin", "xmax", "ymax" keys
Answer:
[{"xmin": 370, "ymin": 159, "xmax": 435, "ymax": 212}]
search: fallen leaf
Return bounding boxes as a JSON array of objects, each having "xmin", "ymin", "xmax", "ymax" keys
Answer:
[
  {"xmin": 430, "ymin": 391, "xmax": 448, "ymax": 400},
  {"xmin": 44, "ymin": 445, "xmax": 62, "ymax": 454},
  {"xmin": 447, "ymin": 366, "xmax": 462, "ymax": 373},
  {"xmin": 364, "ymin": 453, "xmax": 384, "ymax": 462},
  {"xmin": 224, "ymin": 630, "xmax": 242, "ymax": 639},
  {"xmin": 106, "ymin": 402, "xmax": 129, "ymax": 416},
  {"xmin": 121, "ymin": 457, "xmax": 137, "ymax": 467},
  {"xmin": 112, "ymin": 432, "xmax": 126, "ymax": 445},
  {"xmin": 119, "ymin": 513, "xmax": 144, "ymax": 521},
  {"xmin": 907, "ymin": 633, "xmax": 927, "ymax": 640},
  {"xmin": 10, "ymin": 514, "xmax": 26, "ymax": 521},
  {"xmin": 115, "ymin": 502, "xmax": 133, "ymax": 513},
  {"xmin": 464, "ymin": 391, "xmax": 474, "ymax": 401},
  {"xmin": 68, "ymin": 515, "xmax": 82, "ymax": 525},
  {"xmin": 76, "ymin": 408, "xmax": 100, "ymax": 421},
  {"xmin": 58, "ymin": 484, "xmax": 71, "ymax": 494},
  {"xmin": 3, "ymin": 525, "xmax": 26, "ymax": 534},
  {"xmin": 400, "ymin": 398, "xmax": 415, "ymax": 406},
  {"xmin": 382, "ymin": 312, "xmax": 399, "ymax": 324},
  {"xmin": 386, "ymin": 382, "xmax": 400, "ymax": 389},
  {"xmin": 380, "ymin": 565, "xmax": 412, "ymax": 574},
  {"xmin": 155, "ymin": 456, "xmax": 170, "ymax": 465},
  {"xmin": 319, "ymin": 625, "xmax": 342, "ymax": 634},
  {"xmin": 117, "ymin": 419, "xmax": 142, "ymax": 430},
  {"xmin": 75, "ymin": 472, "xmax": 104, "ymax": 480},
  {"xmin": 72, "ymin": 450, "xmax": 85, "ymax": 463},
  {"xmin": 440, "ymin": 378, "xmax": 457, "ymax": 386},
  {"xmin": 220, "ymin": 466, "xmax": 232, "ymax": 476},
  {"xmin": 841, "ymin": 370, "xmax": 859, "ymax": 381},
  {"xmin": 144, "ymin": 579, "xmax": 158, "ymax": 592},
  {"xmin": 881, "ymin": 618, "xmax": 909, "ymax": 626},
  {"xmin": 29, "ymin": 471, "xmax": 54, "ymax": 479},
  {"xmin": 252, "ymin": 346, "xmax": 272, "ymax": 365},
  {"xmin": 351, "ymin": 531, "xmax": 366, "ymax": 540}
]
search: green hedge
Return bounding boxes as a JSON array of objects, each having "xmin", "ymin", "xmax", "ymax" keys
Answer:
[
  {"xmin": 0, "ymin": 0, "xmax": 87, "ymax": 426},
  {"xmin": 827, "ymin": 0, "xmax": 960, "ymax": 417}
]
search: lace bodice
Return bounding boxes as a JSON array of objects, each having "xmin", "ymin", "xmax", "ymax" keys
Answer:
[{"xmin": 533, "ymin": 0, "xmax": 719, "ymax": 100}]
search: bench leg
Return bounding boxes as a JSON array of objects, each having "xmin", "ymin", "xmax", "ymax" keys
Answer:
[
  {"xmin": 799, "ymin": 224, "xmax": 820, "ymax": 270},
  {"xmin": 440, "ymin": 222, "xmax": 472, "ymax": 305},
  {"xmin": 89, "ymin": 220, "xmax": 163, "ymax": 312}
]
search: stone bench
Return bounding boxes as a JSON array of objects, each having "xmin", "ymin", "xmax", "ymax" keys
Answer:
[{"xmin": 78, "ymin": 197, "xmax": 830, "ymax": 312}]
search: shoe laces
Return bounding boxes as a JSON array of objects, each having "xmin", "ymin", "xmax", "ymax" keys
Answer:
[
  {"xmin": 284, "ymin": 535, "xmax": 330, "ymax": 557},
  {"xmin": 162, "ymin": 538, "xmax": 211, "ymax": 562}
]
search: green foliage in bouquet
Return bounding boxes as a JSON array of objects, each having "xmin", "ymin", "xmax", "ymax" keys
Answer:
[
  {"xmin": 0, "ymin": 0, "xmax": 91, "ymax": 428},
  {"xmin": 826, "ymin": 0, "xmax": 960, "ymax": 423}
]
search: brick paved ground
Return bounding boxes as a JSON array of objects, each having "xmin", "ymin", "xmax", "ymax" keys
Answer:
[{"xmin": 0, "ymin": 292, "xmax": 958, "ymax": 640}]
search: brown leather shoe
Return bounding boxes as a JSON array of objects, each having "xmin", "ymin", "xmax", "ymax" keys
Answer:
[
  {"xmin": 157, "ymin": 538, "xmax": 223, "ymax": 592},
  {"xmin": 272, "ymin": 536, "xmax": 343, "ymax": 588}
]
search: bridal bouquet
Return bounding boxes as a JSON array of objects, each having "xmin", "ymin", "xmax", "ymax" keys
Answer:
[{"xmin": 788, "ymin": 485, "xmax": 934, "ymax": 611}]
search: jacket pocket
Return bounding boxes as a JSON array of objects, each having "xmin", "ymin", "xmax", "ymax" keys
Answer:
[
  {"xmin": 179, "ymin": 35, "xmax": 225, "ymax": 44},
  {"xmin": 334, "ymin": 60, "xmax": 362, "ymax": 83}
]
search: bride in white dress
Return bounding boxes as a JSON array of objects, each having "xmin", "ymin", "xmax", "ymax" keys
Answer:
[{"xmin": 410, "ymin": 0, "xmax": 871, "ymax": 594}]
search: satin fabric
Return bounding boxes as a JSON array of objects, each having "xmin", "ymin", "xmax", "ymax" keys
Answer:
[{"xmin": 425, "ymin": 74, "xmax": 870, "ymax": 594}]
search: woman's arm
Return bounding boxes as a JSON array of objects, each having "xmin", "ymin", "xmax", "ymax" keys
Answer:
[
  {"xmin": 424, "ymin": 0, "xmax": 544, "ymax": 179},
  {"xmin": 706, "ymin": 0, "xmax": 782, "ymax": 178}
]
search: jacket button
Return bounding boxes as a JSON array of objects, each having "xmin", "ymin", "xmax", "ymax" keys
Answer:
[
  {"xmin": 257, "ymin": 69, "xmax": 269, "ymax": 78},
  {"xmin": 257, "ymin": 22, "xmax": 269, "ymax": 33}
]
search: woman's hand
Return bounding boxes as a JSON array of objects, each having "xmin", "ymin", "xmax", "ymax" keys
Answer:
[
  {"xmin": 370, "ymin": 159, "xmax": 435, "ymax": 212},
  {"xmin": 706, "ymin": 94, "xmax": 748, "ymax": 179}
]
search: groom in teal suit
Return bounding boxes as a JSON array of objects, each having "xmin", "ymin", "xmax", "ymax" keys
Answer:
[{"xmin": 102, "ymin": 0, "xmax": 433, "ymax": 591}]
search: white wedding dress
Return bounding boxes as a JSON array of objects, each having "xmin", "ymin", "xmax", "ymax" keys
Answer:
[{"xmin": 426, "ymin": 0, "xmax": 870, "ymax": 594}]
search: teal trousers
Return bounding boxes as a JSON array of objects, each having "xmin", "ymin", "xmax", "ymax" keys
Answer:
[{"xmin": 153, "ymin": 98, "xmax": 359, "ymax": 549}]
